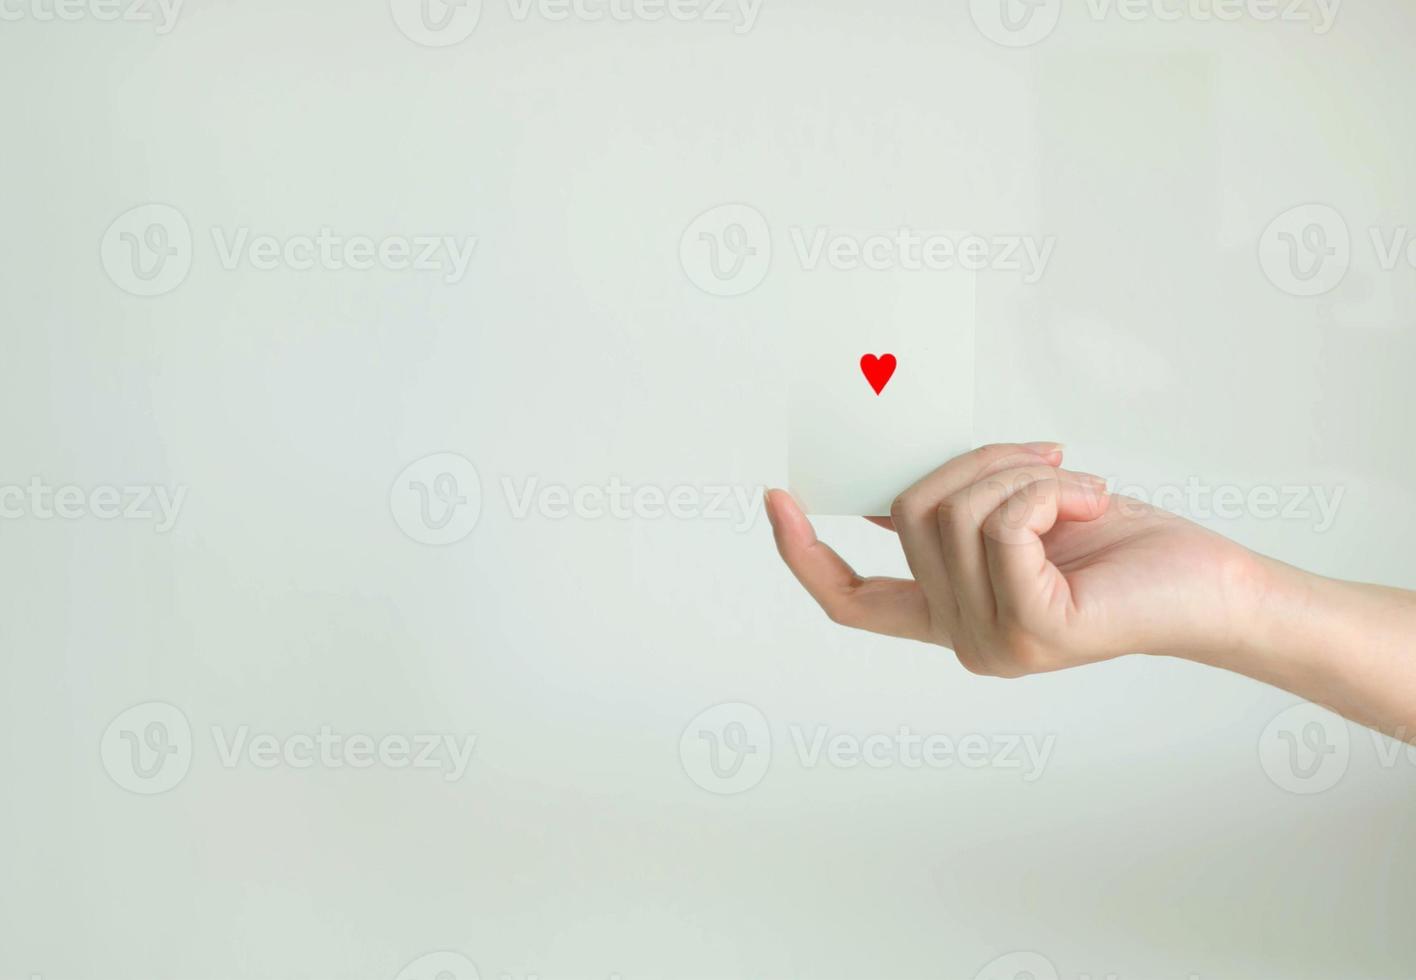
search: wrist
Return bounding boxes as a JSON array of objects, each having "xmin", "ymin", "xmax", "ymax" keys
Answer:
[
  {"xmin": 1156, "ymin": 546, "xmax": 1314, "ymax": 677},
  {"xmin": 1199, "ymin": 552, "xmax": 1346, "ymax": 701},
  {"xmin": 1236, "ymin": 556, "xmax": 1323, "ymax": 675}
]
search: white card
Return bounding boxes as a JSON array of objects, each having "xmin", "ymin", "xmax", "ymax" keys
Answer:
[{"xmin": 789, "ymin": 268, "xmax": 975, "ymax": 516}]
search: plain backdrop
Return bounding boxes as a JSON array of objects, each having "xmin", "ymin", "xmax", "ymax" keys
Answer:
[{"xmin": 3, "ymin": 0, "xmax": 1416, "ymax": 977}]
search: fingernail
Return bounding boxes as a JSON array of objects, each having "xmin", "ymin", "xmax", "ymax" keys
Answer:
[
  {"xmin": 1023, "ymin": 441, "xmax": 1065, "ymax": 456},
  {"xmin": 1075, "ymin": 472, "xmax": 1108, "ymax": 492},
  {"xmin": 763, "ymin": 488, "xmax": 778, "ymax": 528}
]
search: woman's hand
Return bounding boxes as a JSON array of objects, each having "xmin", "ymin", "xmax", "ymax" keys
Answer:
[
  {"xmin": 768, "ymin": 441, "xmax": 1416, "ymax": 737},
  {"xmin": 764, "ymin": 442, "xmax": 1268, "ymax": 677}
]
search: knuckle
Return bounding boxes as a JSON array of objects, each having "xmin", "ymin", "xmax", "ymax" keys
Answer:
[
  {"xmin": 980, "ymin": 514, "xmax": 1010, "ymax": 547},
  {"xmin": 941, "ymin": 488, "xmax": 989, "ymax": 538},
  {"xmin": 934, "ymin": 494, "xmax": 961, "ymax": 528},
  {"xmin": 984, "ymin": 497, "xmax": 1030, "ymax": 540},
  {"xmin": 822, "ymin": 599, "xmax": 858, "ymax": 628},
  {"xmin": 952, "ymin": 631, "xmax": 1004, "ymax": 678},
  {"xmin": 994, "ymin": 623, "xmax": 1051, "ymax": 674},
  {"xmin": 891, "ymin": 489, "xmax": 939, "ymax": 525},
  {"xmin": 980, "ymin": 507, "xmax": 1009, "ymax": 536},
  {"xmin": 938, "ymin": 498, "xmax": 982, "ymax": 545},
  {"xmin": 975, "ymin": 442, "xmax": 1016, "ymax": 460},
  {"xmin": 973, "ymin": 444, "xmax": 1039, "ymax": 474},
  {"xmin": 956, "ymin": 654, "xmax": 993, "ymax": 677},
  {"xmin": 971, "ymin": 477, "xmax": 1010, "ymax": 520},
  {"xmin": 888, "ymin": 492, "xmax": 915, "ymax": 524},
  {"xmin": 995, "ymin": 617, "xmax": 1031, "ymax": 651},
  {"xmin": 951, "ymin": 639, "xmax": 990, "ymax": 676},
  {"xmin": 1000, "ymin": 467, "xmax": 1054, "ymax": 500}
]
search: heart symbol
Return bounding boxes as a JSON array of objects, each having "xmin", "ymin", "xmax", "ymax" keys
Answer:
[{"xmin": 860, "ymin": 353, "xmax": 897, "ymax": 395}]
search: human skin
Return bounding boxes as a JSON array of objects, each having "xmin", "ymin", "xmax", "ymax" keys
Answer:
[{"xmin": 764, "ymin": 442, "xmax": 1416, "ymax": 742}]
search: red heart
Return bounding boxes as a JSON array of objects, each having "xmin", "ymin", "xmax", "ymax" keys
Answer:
[{"xmin": 860, "ymin": 353, "xmax": 897, "ymax": 395}]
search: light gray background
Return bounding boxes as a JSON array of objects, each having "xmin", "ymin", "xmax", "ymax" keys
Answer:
[{"xmin": 3, "ymin": 0, "xmax": 1415, "ymax": 977}]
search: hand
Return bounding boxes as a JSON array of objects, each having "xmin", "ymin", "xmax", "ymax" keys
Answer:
[{"xmin": 765, "ymin": 442, "xmax": 1267, "ymax": 677}]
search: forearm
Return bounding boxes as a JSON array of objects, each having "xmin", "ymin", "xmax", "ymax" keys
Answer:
[{"xmin": 1200, "ymin": 557, "xmax": 1416, "ymax": 741}]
